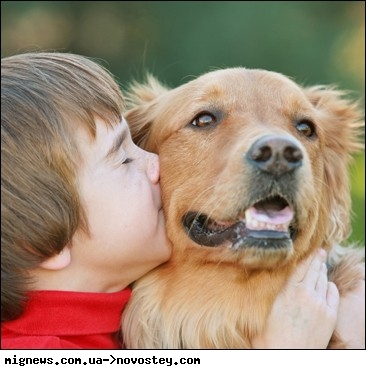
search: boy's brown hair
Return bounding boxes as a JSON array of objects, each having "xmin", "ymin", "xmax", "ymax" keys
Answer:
[{"xmin": 1, "ymin": 52, "xmax": 125, "ymax": 321}]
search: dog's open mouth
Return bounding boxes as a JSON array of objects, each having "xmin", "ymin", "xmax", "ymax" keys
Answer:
[{"xmin": 183, "ymin": 195, "xmax": 297, "ymax": 250}]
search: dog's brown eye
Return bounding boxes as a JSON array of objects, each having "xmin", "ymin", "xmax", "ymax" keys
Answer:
[
  {"xmin": 191, "ymin": 113, "xmax": 216, "ymax": 127},
  {"xmin": 296, "ymin": 119, "xmax": 316, "ymax": 138}
]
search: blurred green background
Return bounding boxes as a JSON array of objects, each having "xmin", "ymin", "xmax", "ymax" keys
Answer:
[{"xmin": 2, "ymin": 1, "xmax": 364, "ymax": 244}]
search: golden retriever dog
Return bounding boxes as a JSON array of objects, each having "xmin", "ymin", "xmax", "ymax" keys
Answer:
[{"xmin": 122, "ymin": 67, "xmax": 364, "ymax": 349}]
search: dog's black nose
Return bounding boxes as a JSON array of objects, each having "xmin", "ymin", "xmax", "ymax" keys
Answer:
[{"xmin": 246, "ymin": 135, "xmax": 303, "ymax": 176}]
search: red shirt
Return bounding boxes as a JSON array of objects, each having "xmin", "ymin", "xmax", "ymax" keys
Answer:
[{"xmin": 1, "ymin": 288, "xmax": 131, "ymax": 349}]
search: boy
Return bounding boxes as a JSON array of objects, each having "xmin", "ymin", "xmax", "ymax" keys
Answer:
[
  {"xmin": 0, "ymin": 52, "xmax": 359, "ymax": 349},
  {"xmin": 1, "ymin": 52, "xmax": 170, "ymax": 348}
]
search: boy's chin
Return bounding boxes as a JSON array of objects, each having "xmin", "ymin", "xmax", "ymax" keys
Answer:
[{"xmin": 148, "ymin": 240, "xmax": 172, "ymax": 273}]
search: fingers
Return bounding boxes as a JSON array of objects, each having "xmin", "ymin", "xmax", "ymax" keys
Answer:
[
  {"xmin": 290, "ymin": 248, "xmax": 326, "ymax": 285},
  {"xmin": 302, "ymin": 249, "xmax": 327, "ymax": 288},
  {"xmin": 298, "ymin": 249, "xmax": 339, "ymax": 311},
  {"xmin": 288, "ymin": 252, "xmax": 316, "ymax": 284},
  {"xmin": 315, "ymin": 262, "xmax": 328, "ymax": 297},
  {"xmin": 326, "ymin": 281, "xmax": 339, "ymax": 312}
]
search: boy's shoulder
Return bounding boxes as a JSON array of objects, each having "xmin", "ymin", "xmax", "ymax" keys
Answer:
[
  {"xmin": 1, "ymin": 327, "xmax": 79, "ymax": 349},
  {"xmin": 1, "ymin": 289, "xmax": 131, "ymax": 350}
]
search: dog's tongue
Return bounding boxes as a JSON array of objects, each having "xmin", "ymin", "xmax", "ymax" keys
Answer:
[{"xmin": 245, "ymin": 206, "xmax": 294, "ymax": 232}]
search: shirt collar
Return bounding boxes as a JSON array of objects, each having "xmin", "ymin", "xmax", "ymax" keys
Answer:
[{"xmin": 3, "ymin": 288, "xmax": 132, "ymax": 336}]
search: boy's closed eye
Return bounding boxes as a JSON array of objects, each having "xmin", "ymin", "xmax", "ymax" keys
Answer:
[
  {"xmin": 114, "ymin": 153, "xmax": 133, "ymax": 166},
  {"xmin": 122, "ymin": 158, "xmax": 134, "ymax": 165}
]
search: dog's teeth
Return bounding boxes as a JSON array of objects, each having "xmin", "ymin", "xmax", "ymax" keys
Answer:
[{"xmin": 245, "ymin": 207, "xmax": 292, "ymax": 232}]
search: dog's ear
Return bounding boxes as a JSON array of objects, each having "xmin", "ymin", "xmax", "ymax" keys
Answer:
[
  {"xmin": 305, "ymin": 86, "xmax": 364, "ymax": 245},
  {"xmin": 125, "ymin": 74, "xmax": 170, "ymax": 150}
]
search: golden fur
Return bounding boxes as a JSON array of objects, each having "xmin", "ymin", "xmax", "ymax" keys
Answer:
[{"xmin": 122, "ymin": 68, "xmax": 364, "ymax": 349}]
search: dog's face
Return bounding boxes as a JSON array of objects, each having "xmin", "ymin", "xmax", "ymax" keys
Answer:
[{"xmin": 126, "ymin": 68, "xmax": 362, "ymax": 270}]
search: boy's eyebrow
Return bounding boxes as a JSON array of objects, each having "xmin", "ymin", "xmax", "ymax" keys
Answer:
[{"xmin": 105, "ymin": 129, "xmax": 127, "ymax": 159}]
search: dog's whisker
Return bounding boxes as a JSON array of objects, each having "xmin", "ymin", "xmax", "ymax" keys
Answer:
[{"xmin": 123, "ymin": 66, "xmax": 364, "ymax": 349}]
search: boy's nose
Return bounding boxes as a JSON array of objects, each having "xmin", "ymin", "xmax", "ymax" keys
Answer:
[{"xmin": 146, "ymin": 152, "xmax": 160, "ymax": 184}]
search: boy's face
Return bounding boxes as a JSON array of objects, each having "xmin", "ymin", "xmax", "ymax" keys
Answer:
[{"xmin": 71, "ymin": 117, "xmax": 171, "ymax": 291}]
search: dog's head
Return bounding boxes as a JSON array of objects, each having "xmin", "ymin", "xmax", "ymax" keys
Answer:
[{"xmin": 125, "ymin": 68, "xmax": 363, "ymax": 270}]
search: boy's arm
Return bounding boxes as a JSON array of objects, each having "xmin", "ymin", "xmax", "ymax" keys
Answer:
[{"xmin": 335, "ymin": 264, "xmax": 365, "ymax": 349}]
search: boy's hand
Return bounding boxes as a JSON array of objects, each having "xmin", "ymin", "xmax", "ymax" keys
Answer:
[
  {"xmin": 252, "ymin": 249, "xmax": 339, "ymax": 349},
  {"xmin": 335, "ymin": 264, "xmax": 365, "ymax": 349}
]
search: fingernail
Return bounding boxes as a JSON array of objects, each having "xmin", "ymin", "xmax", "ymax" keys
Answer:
[{"xmin": 317, "ymin": 248, "xmax": 326, "ymax": 260}]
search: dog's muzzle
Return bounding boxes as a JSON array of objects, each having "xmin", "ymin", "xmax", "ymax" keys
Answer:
[{"xmin": 182, "ymin": 135, "xmax": 301, "ymax": 251}]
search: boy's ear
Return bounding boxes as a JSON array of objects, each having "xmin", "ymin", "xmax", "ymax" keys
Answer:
[
  {"xmin": 39, "ymin": 247, "xmax": 71, "ymax": 270},
  {"xmin": 125, "ymin": 74, "xmax": 169, "ymax": 150}
]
